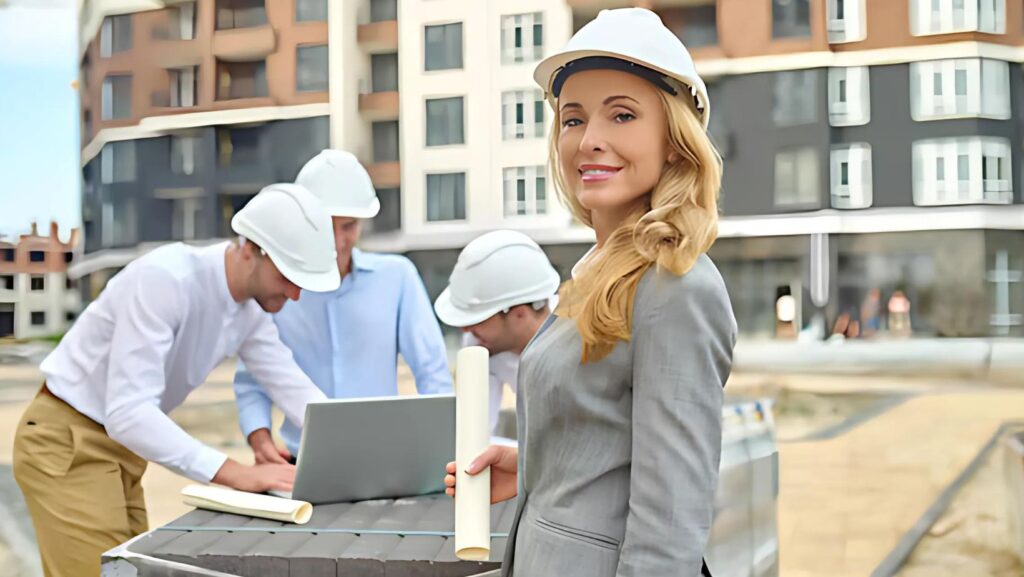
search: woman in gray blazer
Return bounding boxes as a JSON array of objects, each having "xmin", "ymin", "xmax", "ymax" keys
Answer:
[{"xmin": 445, "ymin": 8, "xmax": 736, "ymax": 577}]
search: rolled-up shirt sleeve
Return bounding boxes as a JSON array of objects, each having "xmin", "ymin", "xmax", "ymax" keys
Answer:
[
  {"xmin": 397, "ymin": 259, "xmax": 453, "ymax": 395},
  {"xmin": 233, "ymin": 357, "xmax": 274, "ymax": 439},
  {"xmin": 103, "ymin": 267, "xmax": 228, "ymax": 483}
]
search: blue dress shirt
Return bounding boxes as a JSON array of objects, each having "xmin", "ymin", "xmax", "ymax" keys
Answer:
[{"xmin": 233, "ymin": 249, "xmax": 453, "ymax": 454}]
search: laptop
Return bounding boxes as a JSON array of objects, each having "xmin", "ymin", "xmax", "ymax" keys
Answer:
[{"xmin": 273, "ymin": 394, "xmax": 456, "ymax": 505}]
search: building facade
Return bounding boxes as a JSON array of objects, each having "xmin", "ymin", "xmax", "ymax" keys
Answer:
[
  {"xmin": 77, "ymin": 0, "xmax": 1024, "ymax": 340},
  {"xmin": 0, "ymin": 223, "xmax": 81, "ymax": 339}
]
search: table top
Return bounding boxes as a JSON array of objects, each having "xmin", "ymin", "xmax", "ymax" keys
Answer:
[{"xmin": 125, "ymin": 493, "xmax": 515, "ymax": 577}]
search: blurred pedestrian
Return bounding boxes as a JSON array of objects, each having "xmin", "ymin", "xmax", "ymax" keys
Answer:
[{"xmin": 888, "ymin": 290, "xmax": 912, "ymax": 337}]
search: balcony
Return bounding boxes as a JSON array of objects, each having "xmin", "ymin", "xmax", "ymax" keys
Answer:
[
  {"xmin": 358, "ymin": 20, "xmax": 398, "ymax": 53},
  {"xmin": 359, "ymin": 91, "xmax": 399, "ymax": 121},
  {"xmin": 366, "ymin": 161, "xmax": 401, "ymax": 189},
  {"xmin": 212, "ymin": 25, "xmax": 276, "ymax": 62}
]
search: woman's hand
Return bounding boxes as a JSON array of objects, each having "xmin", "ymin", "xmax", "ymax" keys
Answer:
[{"xmin": 444, "ymin": 445, "xmax": 519, "ymax": 504}]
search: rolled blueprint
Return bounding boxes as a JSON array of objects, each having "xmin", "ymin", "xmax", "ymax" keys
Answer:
[
  {"xmin": 181, "ymin": 484, "xmax": 313, "ymax": 524},
  {"xmin": 455, "ymin": 346, "xmax": 491, "ymax": 561}
]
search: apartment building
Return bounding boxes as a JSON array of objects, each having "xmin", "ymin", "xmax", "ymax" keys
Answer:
[
  {"xmin": 76, "ymin": 0, "xmax": 1024, "ymax": 340},
  {"xmin": 561, "ymin": 0, "xmax": 1023, "ymax": 339},
  {"xmin": 0, "ymin": 222, "xmax": 81, "ymax": 339}
]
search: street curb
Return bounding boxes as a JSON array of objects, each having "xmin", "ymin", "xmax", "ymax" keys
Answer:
[{"xmin": 870, "ymin": 419, "xmax": 1024, "ymax": 577}]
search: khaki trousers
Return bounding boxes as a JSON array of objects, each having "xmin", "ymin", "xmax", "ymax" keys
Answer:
[{"xmin": 13, "ymin": 387, "xmax": 148, "ymax": 577}]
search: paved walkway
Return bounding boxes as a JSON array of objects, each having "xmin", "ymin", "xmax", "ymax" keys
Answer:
[{"xmin": 776, "ymin": 389, "xmax": 1024, "ymax": 577}]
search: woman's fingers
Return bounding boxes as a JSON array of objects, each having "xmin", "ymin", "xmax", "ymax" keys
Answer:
[
  {"xmin": 445, "ymin": 461, "xmax": 456, "ymax": 475},
  {"xmin": 444, "ymin": 474, "xmax": 456, "ymax": 487}
]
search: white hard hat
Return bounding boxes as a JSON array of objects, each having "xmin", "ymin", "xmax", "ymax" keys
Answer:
[
  {"xmin": 533, "ymin": 7, "xmax": 710, "ymax": 128},
  {"xmin": 296, "ymin": 149, "xmax": 381, "ymax": 218},
  {"xmin": 231, "ymin": 183, "xmax": 341, "ymax": 293},
  {"xmin": 434, "ymin": 230, "xmax": 561, "ymax": 327}
]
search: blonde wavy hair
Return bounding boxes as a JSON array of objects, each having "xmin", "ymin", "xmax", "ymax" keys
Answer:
[{"xmin": 553, "ymin": 89, "xmax": 723, "ymax": 363}]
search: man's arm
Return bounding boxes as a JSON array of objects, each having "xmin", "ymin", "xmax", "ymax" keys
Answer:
[
  {"xmin": 236, "ymin": 312, "xmax": 327, "ymax": 429},
  {"xmin": 397, "ymin": 259, "xmax": 453, "ymax": 394}
]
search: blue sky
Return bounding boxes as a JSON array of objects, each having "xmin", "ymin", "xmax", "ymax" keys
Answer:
[{"xmin": 0, "ymin": 0, "xmax": 80, "ymax": 239}]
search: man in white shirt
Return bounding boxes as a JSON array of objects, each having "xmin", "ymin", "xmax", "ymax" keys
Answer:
[
  {"xmin": 433, "ymin": 230, "xmax": 561, "ymax": 435},
  {"xmin": 12, "ymin": 183, "xmax": 339, "ymax": 577}
]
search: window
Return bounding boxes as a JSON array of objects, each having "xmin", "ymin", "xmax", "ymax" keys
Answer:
[
  {"xmin": 663, "ymin": 6, "xmax": 719, "ymax": 48},
  {"xmin": 101, "ymin": 141, "xmax": 136, "ymax": 184},
  {"xmin": 64, "ymin": 252, "xmax": 73, "ymax": 264},
  {"xmin": 830, "ymin": 144, "xmax": 872, "ymax": 209},
  {"xmin": 29, "ymin": 251, "xmax": 44, "ymax": 263},
  {"xmin": 102, "ymin": 198, "xmax": 138, "ymax": 247},
  {"xmin": 425, "ymin": 97, "xmax": 465, "ymax": 146},
  {"xmin": 773, "ymin": 0, "xmax": 811, "ymax": 38},
  {"xmin": 176, "ymin": 3, "xmax": 197, "ymax": 40},
  {"xmin": 501, "ymin": 13, "xmax": 543, "ymax": 64},
  {"xmin": 296, "ymin": 45, "xmax": 329, "ymax": 92},
  {"xmin": 371, "ymin": 53, "xmax": 399, "ymax": 92},
  {"xmin": 172, "ymin": 197, "xmax": 202, "ymax": 240},
  {"xmin": 503, "ymin": 166, "xmax": 548, "ymax": 217},
  {"xmin": 911, "ymin": 0, "xmax": 1005, "ymax": 35},
  {"xmin": 101, "ymin": 75, "xmax": 132, "ymax": 120},
  {"xmin": 913, "ymin": 137, "xmax": 1013, "ymax": 205},
  {"xmin": 169, "ymin": 67, "xmax": 197, "ymax": 107},
  {"xmin": 217, "ymin": 60, "xmax": 267, "ymax": 100},
  {"xmin": 502, "ymin": 90, "xmax": 545, "ymax": 140},
  {"xmin": 0, "ymin": 276, "xmax": 12, "ymax": 291},
  {"xmin": 219, "ymin": 194, "xmax": 256, "ymax": 236},
  {"xmin": 370, "ymin": 187, "xmax": 401, "ymax": 233},
  {"xmin": 370, "ymin": 0, "xmax": 397, "ymax": 22},
  {"xmin": 373, "ymin": 121, "xmax": 400, "ymax": 162},
  {"xmin": 30, "ymin": 276, "xmax": 45, "ymax": 291},
  {"xmin": 827, "ymin": 0, "xmax": 866, "ymax": 42},
  {"xmin": 774, "ymin": 148, "xmax": 820, "ymax": 208},
  {"xmin": 65, "ymin": 311, "xmax": 77, "ymax": 322},
  {"xmin": 171, "ymin": 134, "xmax": 199, "ymax": 176},
  {"xmin": 217, "ymin": 127, "xmax": 261, "ymax": 167},
  {"xmin": 426, "ymin": 173, "xmax": 466, "ymax": 221},
  {"xmin": 2, "ymin": 249, "xmax": 13, "ymax": 262},
  {"xmin": 296, "ymin": 0, "xmax": 327, "ymax": 22},
  {"xmin": 773, "ymin": 70, "xmax": 818, "ymax": 126},
  {"xmin": 911, "ymin": 59, "xmax": 1010, "ymax": 120},
  {"xmin": 216, "ymin": 0, "xmax": 267, "ymax": 30},
  {"xmin": 100, "ymin": 15, "xmax": 132, "ymax": 57},
  {"xmin": 424, "ymin": 23, "xmax": 463, "ymax": 71},
  {"xmin": 31, "ymin": 312, "xmax": 46, "ymax": 327},
  {"xmin": 828, "ymin": 67, "xmax": 870, "ymax": 126}
]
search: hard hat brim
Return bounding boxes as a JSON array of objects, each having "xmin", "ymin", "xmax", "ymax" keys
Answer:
[
  {"xmin": 328, "ymin": 196, "xmax": 381, "ymax": 219},
  {"xmin": 434, "ymin": 287, "xmax": 502, "ymax": 328},
  {"xmin": 270, "ymin": 253, "xmax": 341, "ymax": 293},
  {"xmin": 534, "ymin": 49, "xmax": 710, "ymax": 128}
]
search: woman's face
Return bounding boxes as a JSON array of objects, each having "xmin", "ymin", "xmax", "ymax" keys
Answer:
[{"xmin": 557, "ymin": 68, "xmax": 671, "ymax": 217}]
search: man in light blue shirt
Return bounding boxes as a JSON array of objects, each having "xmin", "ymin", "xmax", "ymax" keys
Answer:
[{"xmin": 235, "ymin": 150, "xmax": 452, "ymax": 463}]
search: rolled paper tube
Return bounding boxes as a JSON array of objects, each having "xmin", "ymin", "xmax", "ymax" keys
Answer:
[
  {"xmin": 181, "ymin": 484, "xmax": 313, "ymax": 524},
  {"xmin": 455, "ymin": 346, "xmax": 491, "ymax": 561}
]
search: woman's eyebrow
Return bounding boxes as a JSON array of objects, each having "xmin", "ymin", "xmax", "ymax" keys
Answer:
[
  {"xmin": 560, "ymin": 102, "xmax": 582, "ymax": 112},
  {"xmin": 604, "ymin": 95, "xmax": 639, "ymax": 106}
]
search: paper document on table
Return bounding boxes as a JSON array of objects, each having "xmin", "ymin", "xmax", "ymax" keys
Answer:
[
  {"xmin": 455, "ymin": 346, "xmax": 491, "ymax": 561},
  {"xmin": 181, "ymin": 484, "xmax": 313, "ymax": 524}
]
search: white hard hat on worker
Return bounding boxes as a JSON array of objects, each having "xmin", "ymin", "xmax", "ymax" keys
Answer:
[
  {"xmin": 296, "ymin": 149, "xmax": 381, "ymax": 218},
  {"xmin": 533, "ymin": 7, "xmax": 710, "ymax": 128},
  {"xmin": 435, "ymin": 230, "xmax": 560, "ymax": 330},
  {"xmin": 231, "ymin": 182, "xmax": 340, "ymax": 311}
]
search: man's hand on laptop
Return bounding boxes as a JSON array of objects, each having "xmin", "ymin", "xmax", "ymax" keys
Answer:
[
  {"xmin": 248, "ymin": 428, "xmax": 292, "ymax": 465},
  {"xmin": 212, "ymin": 459, "xmax": 296, "ymax": 493}
]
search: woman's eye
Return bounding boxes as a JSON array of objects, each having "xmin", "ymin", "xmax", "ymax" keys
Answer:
[
  {"xmin": 614, "ymin": 112, "xmax": 636, "ymax": 123},
  {"xmin": 562, "ymin": 118, "xmax": 582, "ymax": 128}
]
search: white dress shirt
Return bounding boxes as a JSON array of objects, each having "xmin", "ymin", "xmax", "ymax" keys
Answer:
[{"xmin": 40, "ymin": 242, "xmax": 327, "ymax": 483}]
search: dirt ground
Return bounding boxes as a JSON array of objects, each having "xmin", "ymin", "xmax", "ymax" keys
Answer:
[{"xmin": 896, "ymin": 445, "xmax": 1023, "ymax": 577}]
